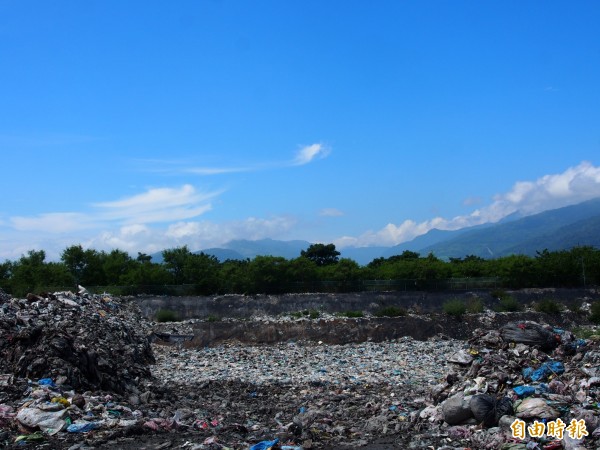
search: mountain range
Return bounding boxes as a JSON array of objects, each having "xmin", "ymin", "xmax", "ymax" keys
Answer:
[{"xmin": 152, "ymin": 197, "xmax": 600, "ymax": 265}]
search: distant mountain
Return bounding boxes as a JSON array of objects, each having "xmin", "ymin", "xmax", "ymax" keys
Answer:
[
  {"xmin": 339, "ymin": 247, "xmax": 389, "ymax": 265},
  {"xmin": 199, "ymin": 248, "xmax": 245, "ymax": 261},
  {"xmin": 421, "ymin": 197, "xmax": 600, "ymax": 259},
  {"xmin": 502, "ymin": 215, "xmax": 600, "ymax": 256},
  {"xmin": 150, "ymin": 198, "xmax": 600, "ymax": 265},
  {"xmin": 201, "ymin": 238, "xmax": 311, "ymax": 261},
  {"xmin": 383, "ymin": 228, "xmax": 469, "ymax": 257}
]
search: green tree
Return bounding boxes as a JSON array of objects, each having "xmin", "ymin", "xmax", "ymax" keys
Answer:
[
  {"xmin": 492, "ymin": 254, "xmax": 537, "ymax": 288},
  {"xmin": 61, "ymin": 245, "xmax": 107, "ymax": 286},
  {"xmin": 183, "ymin": 252, "xmax": 220, "ymax": 294},
  {"xmin": 103, "ymin": 249, "xmax": 135, "ymax": 285},
  {"xmin": 248, "ymin": 255, "xmax": 289, "ymax": 294},
  {"xmin": 10, "ymin": 250, "xmax": 71, "ymax": 296},
  {"xmin": 0, "ymin": 260, "xmax": 12, "ymax": 293},
  {"xmin": 218, "ymin": 259, "xmax": 251, "ymax": 294},
  {"xmin": 136, "ymin": 252, "xmax": 152, "ymax": 263},
  {"xmin": 10, "ymin": 250, "xmax": 47, "ymax": 295},
  {"xmin": 449, "ymin": 254, "xmax": 488, "ymax": 277},
  {"xmin": 300, "ymin": 243, "xmax": 340, "ymax": 266},
  {"xmin": 321, "ymin": 258, "xmax": 362, "ymax": 292},
  {"xmin": 162, "ymin": 246, "xmax": 193, "ymax": 284}
]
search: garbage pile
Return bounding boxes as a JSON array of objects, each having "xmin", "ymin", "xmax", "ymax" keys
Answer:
[
  {"xmin": 414, "ymin": 320, "xmax": 599, "ymax": 449},
  {"xmin": 3, "ymin": 285, "xmax": 600, "ymax": 449},
  {"xmin": 1, "ymin": 318, "xmax": 461, "ymax": 449},
  {"xmin": 0, "ymin": 288, "xmax": 154, "ymax": 395}
]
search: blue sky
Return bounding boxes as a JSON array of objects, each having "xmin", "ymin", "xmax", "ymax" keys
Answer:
[{"xmin": 1, "ymin": 1, "xmax": 600, "ymax": 261}]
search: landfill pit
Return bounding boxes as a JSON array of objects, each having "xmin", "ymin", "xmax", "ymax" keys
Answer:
[{"xmin": 2, "ymin": 288, "xmax": 600, "ymax": 449}]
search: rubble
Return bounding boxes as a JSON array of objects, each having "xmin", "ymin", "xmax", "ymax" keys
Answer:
[{"xmin": 0, "ymin": 289, "xmax": 154, "ymax": 394}]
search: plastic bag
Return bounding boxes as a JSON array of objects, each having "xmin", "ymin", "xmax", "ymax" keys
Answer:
[
  {"xmin": 469, "ymin": 394, "xmax": 513, "ymax": 427},
  {"xmin": 513, "ymin": 386, "xmax": 535, "ymax": 398},
  {"xmin": 515, "ymin": 397, "xmax": 560, "ymax": 419},
  {"xmin": 500, "ymin": 322, "xmax": 558, "ymax": 351},
  {"xmin": 67, "ymin": 422, "xmax": 99, "ymax": 433},
  {"xmin": 250, "ymin": 439, "xmax": 280, "ymax": 450},
  {"xmin": 442, "ymin": 392, "xmax": 474, "ymax": 425},
  {"xmin": 522, "ymin": 361, "xmax": 565, "ymax": 382},
  {"xmin": 16, "ymin": 407, "xmax": 67, "ymax": 435}
]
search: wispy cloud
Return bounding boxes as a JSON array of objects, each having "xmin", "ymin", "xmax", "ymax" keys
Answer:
[
  {"xmin": 319, "ymin": 208, "xmax": 344, "ymax": 217},
  {"xmin": 155, "ymin": 143, "xmax": 330, "ymax": 176},
  {"xmin": 6, "ymin": 184, "xmax": 219, "ymax": 235},
  {"xmin": 10, "ymin": 212, "xmax": 95, "ymax": 233},
  {"xmin": 1, "ymin": 179, "xmax": 297, "ymax": 259},
  {"xmin": 94, "ymin": 184, "xmax": 219, "ymax": 224},
  {"xmin": 336, "ymin": 161, "xmax": 600, "ymax": 248},
  {"xmin": 292, "ymin": 143, "xmax": 330, "ymax": 166},
  {"xmin": 185, "ymin": 166, "xmax": 251, "ymax": 175},
  {"xmin": 462, "ymin": 196, "xmax": 482, "ymax": 207},
  {"xmin": 81, "ymin": 216, "xmax": 298, "ymax": 257}
]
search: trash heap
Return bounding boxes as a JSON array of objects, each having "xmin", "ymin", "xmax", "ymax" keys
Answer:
[
  {"xmin": 0, "ymin": 289, "xmax": 154, "ymax": 395},
  {"xmin": 415, "ymin": 320, "xmax": 599, "ymax": 449}
]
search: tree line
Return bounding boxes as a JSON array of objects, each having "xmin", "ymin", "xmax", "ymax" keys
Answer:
[{"xmin": 0, "ymin": 243, "xmax": 598, "ymax": 298}]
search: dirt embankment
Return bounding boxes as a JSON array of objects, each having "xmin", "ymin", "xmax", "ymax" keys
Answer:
[
  {"xmin": 137, "ymin": 288, "xmax": 599, "ymax": 321},
  {"xmin": 144, "ymin": 288, "xmax": 598, "ymax": 347},
  {"xmin": 180, "ymin": 311, "xmax": 588, "ymax": 347}
]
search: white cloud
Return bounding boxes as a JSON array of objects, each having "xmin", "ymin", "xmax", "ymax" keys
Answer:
[
  {"xmin": 93, "ymin": 184, "xmax": 218, "ymax": 224},
  {"xmin": 462, "ymin": 196, "xmax": 482, "ymax": 207},
  {"xmin": 177, "ymin": 143, "xmax": 330, "ymax": 176},
  {"xmin": 9, "ymin": 185, "xmax": 217, "ymax": 232},
  {"xmin": 81, "ymin": 216, "xmax": 298, "ymax": 258},
  {"xmin": 293, "ymin": 143, "xmax": 330, "ymax": 166},
  {"xmin": 336, "ymin": 217, "xmax": 449, "ymax": 248},
  {"xmin": 482, "ymin": 161, "xmax": 600, "ymax": 220},
  {"xmin": 10, "ymin": 212, "xmax": 94, "ymax": 233},
  {"xmin": 336, "ymin": 161, "xmax": 600, "ymax": 248},
  {"xmin": 2, "ymin": 184, "xmax": 220, "ymax": 260},
  {"xmin": 120, "ymin": 224, "xmax": 151, "ymax": 237},
  {"xmin": 186, "ymin": 166, "xmax": 251, "ymax": 175},
  {"xmin": 4, "ymin": 161, "xmax": 600, "ymax": 261}
]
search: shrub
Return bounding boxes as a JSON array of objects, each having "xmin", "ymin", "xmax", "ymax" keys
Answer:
[
  {"xmin": 495, "ymin": 296, "xmax": 522, "ymax": 312},
  {"xmin": 155, "ymin": 309, "xmax": 180, "ymax": 322},
  {"xmin": 206, "ymin": 314, "xmax": 221, "ymax": 322},
  {"xmin": 465, "ymin": 297, "xmax": 484, "ymax": 313},
  {"xmin": 290, "ymin": 310, "xmax": 320, "ymax": 319},
  {"xmin": 443, "ymin": 299, "xmax": 466, "ymax": 317},
  {"xmin": 308, "ymin": 309, "xmax": 320, "ymax": 319},
  {"xmin": 374, "ymin": 306, "xmax": 406, "ymax": 317},
  {"xmin": 566, "ymin": 299, "xmax": 583, "ymax": 314},
  {"xmin": 590, "ymin": 302, "xmax": 600, "ymax": 324},
  {"xmin": 572, "ymin": 326, "xmax": 599, "ymax": 339},
  {"xmin": 534, "ymin": 298, "xmax": 562, "ymax": 315},
  {"xmin": 490, "ymin": 289, "xmax": 507, "ymax": 299},
  {"xmin": 343, "ymin": 310, "xmax": 364, "ymax": 318}
]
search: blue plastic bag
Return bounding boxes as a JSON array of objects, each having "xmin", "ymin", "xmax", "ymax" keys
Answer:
[
  {"xmin": 523, "ymin": 361, "xmax": 565, "ymax": 382},
  {"xmin": 38, "ymin": 378, "xmax": 55, "ymax": 386},
  {"xmin": 38, "ymin": 378, "xmax": 56, "ymax": 387},
  {"xmin": 513, "ymin": 385, "xmax": 535, "ymax": 398},
  {"xmin": 249, "ymin": 439, "xmax": 279, "ymax": 450},
  {"xmin": 67, "ymin": 422, "xmax": 98, "ymax": 433}
]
